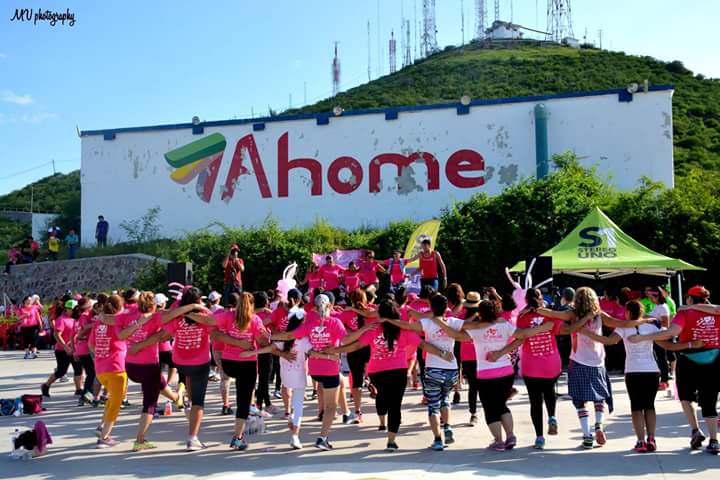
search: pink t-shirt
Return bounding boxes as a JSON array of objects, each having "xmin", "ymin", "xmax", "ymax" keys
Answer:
[
  {"xmin": 307, "ymin": 271, "xmax": 322, "ymax": 290},
  {"xmin": 385, "ymin": 258, "xmax": 405, "ymax": 284},
  {"xmin": 217, "ymin": 311, "xmax": 269, "ymax": 362},
  {"xmin": 118, "ymin": 311, "xmax": 163, "ymax": 365},
  {"xmin": 90, "ymin": 322, "xmax": 126, "ymax": 374},
  {"xmin": 338, "ymin": 306, "xmax": 378, "ymax": 332},
  {"xmin": 292, "ymin": 311, "xmax": 347, "ymax": 376},
  {"xmin": 358, "ymin": 260, "xmax": 382, "ymax": 285},
  {"xmin": 344, "ymin": 271, "xmax": 361, "ymax": 292},
  {"xmin": 73, "ymin": 312, "xmax": 94, "ymax": 356},
  {"xmin": 360, "ymin": 326, "xmax": 421, "ymax": 373},
  {"xmin": 319, "ymin": 264, "xmax": 344, "ymax": 290},
  {"xmin": 165, "ymin": 317, "xmax": 214, "ymax": 366},
  {"xmin": 516, "ymin": 312, "xmax": 563, "ymax": 378},
  {"xmin": 271, "ymin": 306, "xmax": 290, "ymax": 333},
  {"xmin": 54, "ymin": 314, "xmax": 75, "ymax": 351},
  {"xmin": 460, "ymin": 340, "xmax": 476, "ymax": 361},
  {"xmin": 673, "ymin": 309, "xmax": 720, "ymax": 348},
  {"xmin": 19, "ymin": 306, "xmax": 41, "ymax": 328}
]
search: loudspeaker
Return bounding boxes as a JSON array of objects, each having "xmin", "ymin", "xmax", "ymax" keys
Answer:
[
  {"xmin": 524, "ymin": 256, "xmax": 552, "ymax": 287},
  {"xmin": 167, "ymin": 262, "xmax": 193, "ymax": 285}
]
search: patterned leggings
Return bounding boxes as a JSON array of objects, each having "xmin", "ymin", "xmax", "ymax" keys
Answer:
[{"xmin": 423, "ymin": 368, "xmax": 458, "ymax": 416}]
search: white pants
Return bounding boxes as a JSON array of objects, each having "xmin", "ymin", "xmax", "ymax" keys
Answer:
[{"xmin": 290, "ymin": 387, "xmax": 305, "ymax": 428}]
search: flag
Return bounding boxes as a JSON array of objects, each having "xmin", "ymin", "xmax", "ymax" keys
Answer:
[{"xmin": 403, "ymin": 219, "xmax": 441, "ymax": 269}]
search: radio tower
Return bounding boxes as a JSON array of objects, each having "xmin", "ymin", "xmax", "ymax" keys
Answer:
[
  {"xmin": 421, "ymin": 0, "xmax": 438, "ymax": 57},
  {"xmin": 332, "ymin": 42, "xmax": 340, "ymax": 97},
  {"xmin": 367, "ymin": 20, "xmax": 372, "ymax": 81},
  {"xmin": 546, "ymin": 0, "xmax": 574, "ymax": 42},
  {"xmin": 475, "ymin": 0, "xmax": 487, "ymax": 40},
  {"xmin": 402, "ymin": 19, "xmax": 412, "ymax": 67},
  {"xmin": 389, "ymin": 31, "xmax": 397, "ymax": 73},
  {"xmin": 494, "ymin": 0, "xmax": 500, "ymax": 22}
]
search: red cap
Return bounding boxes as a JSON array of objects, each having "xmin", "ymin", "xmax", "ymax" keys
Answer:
[{"xmin": 687, "ymin": 285, "xmax": 710, "ymax": 299}]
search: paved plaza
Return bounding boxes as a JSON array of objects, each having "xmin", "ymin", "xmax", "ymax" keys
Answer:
[{"xmin": 1, "ymin": 351, "xmax": 718, "ymax": 480}]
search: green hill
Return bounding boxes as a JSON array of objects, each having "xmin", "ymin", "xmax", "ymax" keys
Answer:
[
  {"xmin": 0, "ymin": 170, "xmax": 80, "ymax": 213},
  {"xmin": 292, "ymin": 42, "xmax": 720, "ymax": 176}
]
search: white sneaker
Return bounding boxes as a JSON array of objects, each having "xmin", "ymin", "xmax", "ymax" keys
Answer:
[
  {"xmin": 290, "ymin": 435, "xmax": 302, "ymax": 450},
  {"xmin": 58, "ymin": 375, "xmax": 69, "ymax": 383},
  {"xmin": 186, "ymin": 438, "xmax": 207, "ymax": 451},
  {"xmin": 344, "ymin": 411, "xmax": 359, "ymax": 424}
]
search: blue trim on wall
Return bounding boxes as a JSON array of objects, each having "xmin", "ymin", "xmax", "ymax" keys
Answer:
[
  {"xmin": 253, "ymin": 123, "xmax": 265, "ymax": 131},
  {"xmin": 192, "ymin": 125, "xmax": 204, "ymax": 135},
  {"xmin": 103, "ymin": 132, "xmax": 115, "ymax": 141},
  {"xmin": 81, "ymin": 85, "xmax": 674, "ymax": 138},
  {"xmin": 456, "ymin": 105, "xmax": 470, "ymax": 115},
  {"xmin": 385, "ymin": 110, "xmax": 399, "ymax": 120},
  {"xmin": 618, "ymin": 90, "xmax": 633, "ymax": 103}
]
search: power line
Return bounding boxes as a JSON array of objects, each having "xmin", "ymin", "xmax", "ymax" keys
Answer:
[{"xmin": 0, "ymin": 161, "xmax": 54, "ymax": 180}]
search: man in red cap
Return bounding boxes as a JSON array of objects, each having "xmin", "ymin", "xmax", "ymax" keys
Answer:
[
  {"xmin": 629, "ymin": 285, "xmax": 720, "ymax": 454},
  {"xmin": 222, "ymin": 244, "xmax": 244, "ymax": 306}
]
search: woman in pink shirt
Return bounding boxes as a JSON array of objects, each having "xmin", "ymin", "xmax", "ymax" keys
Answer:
[
  {"xmin": 18, "ymin": 296, "xmax": 41, "ymax": 359},
  {"xmin": 343, "ymin": 261, "xmax": 361, "ymax": 293},
  {"xmin": 272, "ymin": 294, "xmax": 350, "ymax": 451},
  {"xmin": 189, "ymin": 292, "xmax": 271, "ymax": 451},
  {"xmin": 41, "ymin": 299, "xmax": 83, "ymax": 398},
  {"xmin": 358, "ymin": 250, "xmax": 386, "ymax": 293},
  {"xmin": 102, "ymin": 291, "xmax": 197, "ymax": 451},
  {"xmin": 72, "ymin": 297, "xmax": 98, "ymax": 406},
  {"xmin": 326, "ymin": 299, "xmax": 447, "ymax": 451}
]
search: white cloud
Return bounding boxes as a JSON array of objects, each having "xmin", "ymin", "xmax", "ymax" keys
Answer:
[
  {"xmin": 1, "ymin": 90, "xmax": 33, "ymax": 105},
  {"xmin": 22, "ymin": 112, "xmax": 58, "ymax": 123}
]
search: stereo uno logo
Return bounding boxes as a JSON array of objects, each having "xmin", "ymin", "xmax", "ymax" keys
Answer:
[
  {"xmin": 577, "ymin": 226, "xmax": 618, "ymax": 259},
  {"xmin": 164, "ymin": 132, "xmax": 487, "ymax": 203}
]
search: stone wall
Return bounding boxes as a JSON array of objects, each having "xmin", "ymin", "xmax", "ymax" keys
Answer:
[{"xmin": 1, "ymin": 254, "xmax": 169, "ymax": 300}]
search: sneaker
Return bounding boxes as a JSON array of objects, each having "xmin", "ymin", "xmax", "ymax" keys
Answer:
[
  {"xmin": 273, "ymin": 390, "xmax": 283, "ymax": 399},
  {"xmin": 94, "ymin": 426, "xmax": 103, "ymax": 438},
  {"xmin": 413, "ymin": 381, "xmax": 420, "ymax": 390},
  {"xmin": 646, "ymin": 436, "xmax": 657, "ymax": 452},
  {"xmin": 342, "ymin": 414, "xmax": 350, "ymax": 424},
  {"xmin": 222, "ymin": 405, "xmax": 234, "ymax": 416},
  {"xmin": 344, "ymin": 411, "xmax": 360, "ymax": 424},
  {"xmin": 595, "ymin": 424, "xmax": 607, "ymax": 446},
  {"xmin": 534, "ymin": 437, "xmax": 546, "ymax": 450},
  {"xmin": 121, "ymin": 399, "xmax": 131, "ymax": 409},
  {"xmin": 452, "ymin": 392, "xmax": 461, "ymax": 405},
  {"xmin": 311, "ymin": 390, "xmax": 318, "ymax": 400},
  {"xmin": 91, "ymin": 399, "xmax": 101, "ymax": 408},
  {"xmin": 314, "ymin": 437, "xmax": 332, "ymax": 451},
  {"xmin": 58, "ymin": 375, "xmax": 69, "ymax": 383},
  {"xmin": 31, "ymin": 352, "xmax": 38, "ymax": 359},
  {"xmin": 582, "ymin": 436, "xmax": 594, "ymax": 449},
  {"xmin": 24, "ymin": 352, "xmax": 29, "ymax": 360},
  {"xmin": 691, "ymin": 429, "xmax": 706, "ymax": 450},
  {"xmin": 386, "ymin": 441, "xmax": 399, "ymax": 452},
  {"xmin": 77, "ymin": 396, "xmax": 86, "ymax": 407},
  {"xmin": 208, "ymin": 373, "xmax": 221, "ymax": 382},
  {"xmin": 488, "ymin": 441, "xmax": 505, "ymax": 452},
  {"xmin": 378, "ymin": 425, "xmax": 387, "ymax": 432},
  {"xmin": 40, "ymin": 383, "xmax": 50, "ymax": 398},
  {"xmin": 230, "ymin": 436, "xmax": 248, "ymax": 451},
  {"xmin": 469, "ymin": 414, "xmax": 478, "ymax": 426},
  {"xmin": 444, "ymin": 426, "xmax": 455, "ymax": 445},
  {"xmin": 431, "ymin": 439, "xmax": 446, "ymax": 451},
  {"xmin": 290, "ymin": 435, "xmax": 302, "ymax": 450},
  {"xmin": 505, "ymin": 434, "xmax": 517, "ymax": 450},
  {"xmin": 84, "ymin": 391, "xmax": 95, "ymax": 404},
  {"xmin": 634, "ymin": 441, "xmax": 648, "ymax": 453},
  {"xmin": 186, "ymin": 438, "xmax": 208, "ymax": 451},
  {"xmin": 548, "ymin": 417, "xmax": 559, "ymax": 436},
  {"xmin": 265, "ymin": 405, "xmax": 281, "ymax": 416},
  {"xmin": 706, "ymin": 439, "xmax": 720, "ymax": 455},
  {"xmin": 74, "ymin": 389, "xmax": 83, "ymax": 396},
  {"xmin": 658, "ymin": 382, "xmax": 669, "ymax": 391},
  {"xmin": 132, "ymin": 440, "xmax": 157, "ymax": 452},
  {"xmin": 176, "ymin": 383, "xmax": 186, "ymax": 409},
  {"xmin": 96, "ymin": 437, "xmax": 118, "ymax": 449}
]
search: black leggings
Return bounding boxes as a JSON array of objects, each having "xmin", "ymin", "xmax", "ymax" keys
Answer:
[
  {"xmin": 78, "ymin": 354, "xmax": 96, "ymax": 395},
  {"xmin": 625, "ymin": 372, "xmax": 659, "ymax": 412},
  {"xmin": 654, "ymin": 343, "xmax": 670, "ymax": 383},
  {"xmin": 462, "ymin": 360, "xmax": 480, "ymax": 414},
  {"xmin": 477, "ymin": 374, "xmax": 514, "ymax": 425},
  {"xmin": 272, "ymin": 355, "xmax": 282, "ymax": 391},
  {"xmin": 223, "ymin": 359, "xmax": 257, "ymax": 419},
  {"xmin": 676, "ymin": 354, "xmax": 720, "ymax": 418},
  {"xmin": 255, "ymin": 353, "xmax": 272, "ymax": 408},
  {"xmin": 53, "ymin": 350, "xmax": 82, "ymax": 378},
  {"xmin": 21, "ymin": 326, "xmax": 39, "ymax": 350},
  {"xmin": 417, "ymin": 348, "xmax": 426, "ymax": 386},
  {"xmin": 176, "ymin": 362, "xmax": 210, "ymax": 407},
  {"xmin": 369, "ymin": 368, "xmax": 408, "ymax": 433},
  {"xmin": 348, "ymin": 346, "xmax": 370, "ymax": 389},
  {"xmin": 524, "ymin": 375, "xmax": 559, "ymax": 437}
]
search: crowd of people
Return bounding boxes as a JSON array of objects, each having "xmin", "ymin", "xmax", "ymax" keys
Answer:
[{"xmin": 2, "ymin": 241, "xmax": 719, "ymax": 458}]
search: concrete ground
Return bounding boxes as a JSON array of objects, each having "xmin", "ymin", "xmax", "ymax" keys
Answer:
[{"xmin": 0, "ymin": 350, "xmax": 718, "ymax": 480}]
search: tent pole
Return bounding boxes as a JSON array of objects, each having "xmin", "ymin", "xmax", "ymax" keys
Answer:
[{"xmin": 677, "ymin": 272, "xmax": 683, "ymax": 306}]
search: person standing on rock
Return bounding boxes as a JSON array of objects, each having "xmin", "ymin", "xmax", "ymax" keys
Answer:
[{"xmin": 222, "ymin": 244, "xmax": 245, "ymax": 306}]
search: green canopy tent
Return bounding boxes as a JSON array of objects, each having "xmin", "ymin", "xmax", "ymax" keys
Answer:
[{"xmin": 511, "ymin": 207, "xmax": 704, "ymax": 281}]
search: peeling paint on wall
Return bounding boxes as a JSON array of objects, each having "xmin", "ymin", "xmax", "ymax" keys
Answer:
[
  {"xmin": 498, "ymin": 164, "xmax": 518, "ymax": 185},
  {"xmin": 485, "ymin": 166, "xmax": 495, "ymax": 182}
]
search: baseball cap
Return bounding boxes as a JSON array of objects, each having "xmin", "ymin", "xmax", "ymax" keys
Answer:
[
  {"xmin": 208, "ymin": 291, "xmax": 222, "ymax": 302},
  {"xmin": 64, "ymin": 299, "xmax": 78, "ymax": 309},
  {"xmin": 687, "ymin": 285, "xmax": 710, "ymax": 299},
  {"xmin": 154, "ymin": 293, "xmax": 169, "ymax": 305}
]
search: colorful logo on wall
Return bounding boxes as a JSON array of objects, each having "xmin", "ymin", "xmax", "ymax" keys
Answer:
[{"xmin": 164, "ymin": 133, "xmax": 227, "ymax": 203}]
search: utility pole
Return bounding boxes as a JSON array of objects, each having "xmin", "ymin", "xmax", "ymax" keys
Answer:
[
  {"xmin": 30, "ymin": 185, "xmax": 34, "ymax": 213},
  {"xmin": 598, "ymin": 29, "xmax": 603, "ymax": 49},
  {"xmin": 52, "ymin": 159, "xmax": 56, "ymax": 175}
]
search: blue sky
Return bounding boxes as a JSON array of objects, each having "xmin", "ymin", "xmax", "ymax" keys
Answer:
[{"xmin": 1, "ymin": 0, "xmax": 718, "ymax": 198}]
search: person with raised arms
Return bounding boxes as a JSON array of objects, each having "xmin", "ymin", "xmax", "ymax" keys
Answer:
[{"xmin": 406, "ymin": 238, "xmax": 447, "ymax": 291}]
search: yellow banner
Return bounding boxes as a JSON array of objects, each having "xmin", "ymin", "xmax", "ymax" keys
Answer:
[{"xmin": 404, "ymin": 219, "xmax": 441, "ymax": 268}]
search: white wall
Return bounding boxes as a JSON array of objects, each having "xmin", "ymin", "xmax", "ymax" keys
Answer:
[
  {"xmin": 32, "ymin": 213, "xmax": 58, "ymax": 241},
  {"xmin": 80, "ymin": 89, "xmax": 674, "ymax": 245}
]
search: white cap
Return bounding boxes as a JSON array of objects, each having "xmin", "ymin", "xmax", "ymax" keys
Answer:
[
  {"xmin": 208, "ymin": 291, "xmax": 222, "ymax": 302},
  {"xmin": 154, "ymin": 293, "xmax": 169, "ymax": 305}
]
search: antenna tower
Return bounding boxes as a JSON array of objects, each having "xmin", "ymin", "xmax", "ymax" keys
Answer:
[
  {"xmin": 421, "ymin": 0, "xmax": 438, "ymax": 57},
  {"xmin": 402, "ymin": 19, "xmax": 412, "ymax": 67},
  {"xmin": 367, "ymin": 21, "xmax": 372, "ymax": 81},
  {"xmin": 546, "ymin": 0, "xmax": 574, "ymax": 42},
  {"xmin": 461, "ymin": 0, "xmax": 465, "ymax": 45},
  {"xmin": 494, "ymin": 0, "xmax": 500, "ymax": 22},
  {"xmin": 475, "ymin": 0, "xmax": 487, "ymax": 40},
  {"xmin": 389, "ymin": 31, "xmax": 397, "ymax": 73},
  {"xmin": 332, "ymin": 42, "xmax": 340, "ymax": 97}
]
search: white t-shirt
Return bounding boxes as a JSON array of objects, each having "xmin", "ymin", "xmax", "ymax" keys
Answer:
[
  {"xmin": 278, "ymin": 337, "xmax": 312, "ymax": 389},
  {"xmin": 420, "ymin": 316, "xmax": 465, "ymax": 369},
  {"xmin": 615, "ymin": 324, "xmax": 661, "ymax": 373},
  {"xmin": 468, "ymin": 321, "xmax": 517, "ymax": 373},
  {"xmin": 571, "ymin": 315, "xmax": 605, "ymax": 367},
  {"xmin": 650, "ymin": 304, "xmax": 671, "ymax": 324}
]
